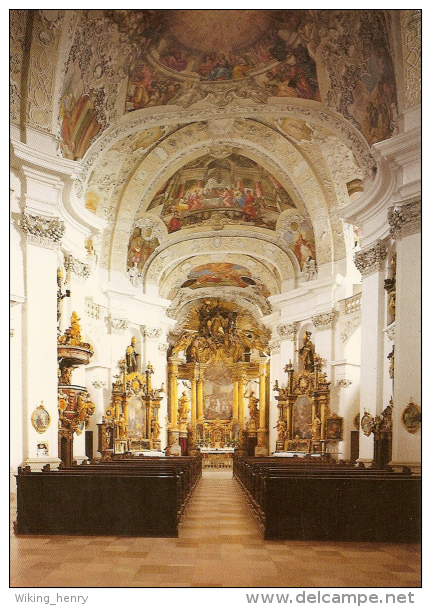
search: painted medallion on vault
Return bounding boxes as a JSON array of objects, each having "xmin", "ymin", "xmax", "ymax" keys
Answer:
[
  {"xmin": 147, "ymin": 153, "xmax": 295, "ymax": 232},
  {"xmin": 181, "ymin": 263, "xmax": 270, "ymax": 298}
]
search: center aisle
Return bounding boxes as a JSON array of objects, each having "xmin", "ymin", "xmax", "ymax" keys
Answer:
[{"xmin": 178, "ymin": 468, "xmax": 265, "ymax": 587}]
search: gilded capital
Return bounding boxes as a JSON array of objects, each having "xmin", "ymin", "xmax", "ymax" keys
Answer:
[
  {"xmin": 19, "ymin": 212, "xmax": 65, "ymax": 249},
  {"xmin": 354, "ymin": 240, "xmax": 387, "ymax": 276},
  {"xmin": 312, "ymin": 312, "xmax": 334, "ymax": 331},
  {"xmin": 388, "ymin": 199, "xmax": 421, "ymax": 239},
  {"xmin": 277, "ymin": 322, "xmax": 298, "ymax": 340}
]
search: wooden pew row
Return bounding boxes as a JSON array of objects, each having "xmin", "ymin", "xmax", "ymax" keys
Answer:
[
  {"xmin": 233, "ymin": 456, "xmax": 421, "ymax": 542},
  {"xmin": 15, "ymin": 456, "xmax": 202, "ymax": 537},
  {"xmin": 234, "ymin": 458, "xmax": 416, "ymax": 521},
  {"xmin": 61, "ymin": 459, "xmax": 201, "ymax": 517}
]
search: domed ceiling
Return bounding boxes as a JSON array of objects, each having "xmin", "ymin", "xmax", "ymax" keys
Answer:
[{"xmin": 55, "ymin": 8, "xmax": 396, "ymax": 162}]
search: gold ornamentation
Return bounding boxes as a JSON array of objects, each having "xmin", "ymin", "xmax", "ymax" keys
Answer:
[
  {"xmin": 401, "ymin": 401, "xmax": 421, "ymax": 434},
  {"xmin": 31, "ymin": 403, "xmax": 51, "ymax": 434},
  {"xmin": 170, "ymin": 299, "xmax": 269, "ymax": 364},
  {"xmin": 58, "ymin": 312, "xmax": 93, "ymax": 350},
  {"xmin": 58, "ymin": 389, "xmax": 95, "ymax": 435},
  {"xmin": 361, "ymin": 411, "xmax": 374, "ymax": 437}
]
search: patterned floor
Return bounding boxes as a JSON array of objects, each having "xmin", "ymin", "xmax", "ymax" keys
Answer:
[{"xmin": 10, "ymin": 469, "xmax": 421, "ymax": 588}]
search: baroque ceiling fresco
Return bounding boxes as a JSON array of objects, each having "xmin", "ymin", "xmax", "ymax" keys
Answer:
[{"xmin": 10, "ymin": 8, "xmax": 410, "ymax": 325}]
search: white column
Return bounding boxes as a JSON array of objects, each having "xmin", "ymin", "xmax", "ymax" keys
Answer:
[
  {"xmin": 10, "ymin": 297, "xmax": 25, "ymax": 486},
  {"xmin": 354, "ymin": 240, "xmax": 388, "ymax": 465},
  {"xmin": 21, "ymin": 222, "xmax": 63, "ymax": 470},
  {"xmin": 389, "ymin": 201, "xmax": 421, "ymax": 472},
  {"xmin": 268, "ymin": 337, "xmax": 281, "ymax": 453}
]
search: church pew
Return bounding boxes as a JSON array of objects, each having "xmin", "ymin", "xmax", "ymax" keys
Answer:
[
  {"xmin": 233, "ymin": 457, "xmax": 420, "ymax": 542},
  {"xmin": 64, "ymin": 462, "xmax": 200, "ymax": 515},
  {"xmin": 15, "ymin": 456, "xmax": 202, "ymax": 537}
]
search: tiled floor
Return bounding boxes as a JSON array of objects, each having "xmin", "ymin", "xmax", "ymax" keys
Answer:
[{"xmin": 10, "ymin": 469, "xmax": 421, "ymax": 588}]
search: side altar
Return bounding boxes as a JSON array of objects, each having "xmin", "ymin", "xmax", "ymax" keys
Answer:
[
  {"xmin": 98, "ymin": 339, "xmax": 164, "ymax": 456},
  {"xmin": 273, "ymin": 345, "xmax": 343, "ymax": 457}
]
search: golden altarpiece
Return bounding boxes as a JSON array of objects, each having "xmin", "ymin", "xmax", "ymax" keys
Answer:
[
  {"xmin": 166, "ymin": 299, "xmax": 271, "ymax": 457},
  {"xmin": 97, "ymin": 338, "xmax": 164, "ymax": 456},
  {"xmin": 273, "ymin": 347, "xmax": 342, "ymax": 456}
]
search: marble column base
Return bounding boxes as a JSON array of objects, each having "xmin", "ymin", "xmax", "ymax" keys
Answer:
[
  {"xmin": 356, "ymin": 457, "xmax": 374, "ymax": 468},
  {"xmin": 389, "ymin": 460, "xmax": 421, "ymax": 475},
  {"xmin": 24, "ymin": 457, "xmax": 62, "ymax": 472},
  {"xmin": 72, "ymin": 455, "xmax": 89, "ymax": 465}
]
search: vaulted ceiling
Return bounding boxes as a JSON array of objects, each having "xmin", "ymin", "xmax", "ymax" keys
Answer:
[{"xmin": 11, "ymin": 9, "xmax": 407, "ymax": 319}]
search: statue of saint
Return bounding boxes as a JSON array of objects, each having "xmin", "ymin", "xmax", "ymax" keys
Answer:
[
  {"xmin": 276, "ymin": 419, "xmax": 286, "ymax": 442},
  {"xmin": 311, "ymin": 416, "xmax": 321, "ymax": 440},
  {"xmin": 298, "ymin": 331, "xmax": 315, "ymax": 372},
  {"xmin": 151, "ymin": 418, "xmax": 161, "ymax": 441},
  {"xmin": 126, "ymin": 337, "xmax": 139, "ymax": 374},
  {"xmin": 178, "ymin": 391, "xmax": 190, "ymax": 421},
  {"xmin": 118, "ymin": 413, "xmax": 127, "ymax": 439},
  {"xmin": 70, "ymin": 312, "xmax": 82, "ymax": 342},
  {"xmin": 246, "ymin": 391, "xmax": 259, "ymax": 423}
]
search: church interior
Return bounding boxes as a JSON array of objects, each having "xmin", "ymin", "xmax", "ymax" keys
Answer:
[{"xmin": 10, "ymin": 9, "xmax": 421, "ymax": 590}]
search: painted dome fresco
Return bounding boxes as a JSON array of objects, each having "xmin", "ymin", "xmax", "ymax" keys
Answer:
[{"xmin": 48, "ymin": 9, "xmax": 399, "ymax": 161}]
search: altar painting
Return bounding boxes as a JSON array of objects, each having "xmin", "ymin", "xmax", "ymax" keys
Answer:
[
  {"xmin": 203, "ymin": 362, "xmax": 233, "ymax": 420},
  {"xmin": 292, "ymin": 395, "xmax": 312, "ymax": 439},
  {"xmin": 126, "ymin": 395, "xmax": 146, "ymax": 439}
]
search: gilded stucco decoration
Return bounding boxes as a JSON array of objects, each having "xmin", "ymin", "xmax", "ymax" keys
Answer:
[
  {"xmin": 10, "ymin": 9, "xmax": 28, "ymax": 124},
  {"xmin": 26, "ymin": 10, "xmax": 65, "ymax": 131},
  {"xmin": 169, "ymin": 298, "xmax": 270, "ymax": 364},
  {"xmin": 401, "ymin": 10, "xmax": 421, "ymax": 110}
]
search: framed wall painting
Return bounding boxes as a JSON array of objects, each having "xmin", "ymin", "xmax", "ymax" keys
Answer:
[{"xmin": 31, "ymin": 404, "xmax": 51, "ymax": 434}]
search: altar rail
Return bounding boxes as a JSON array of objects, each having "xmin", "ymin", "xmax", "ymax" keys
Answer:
[
  {"xmin": 233, "ymin": 456, "xmax": 421, "ymax": 542},
  {"xmin": 15, "ymin": 456, "xmax": 202, "ymax": 537}
]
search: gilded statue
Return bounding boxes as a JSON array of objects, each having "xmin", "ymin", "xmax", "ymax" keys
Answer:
[
  {"xmin": 178, "ymin": 391, "xmax": 190, "ymax": 421},
  {"xmin": 246, "ymin": 390, "xmax": 259, "ymax": 421},
  {"xmin": 58, "ymin": 311, "xmax": 92, "ymax": 350},
  {"xmin": 126, "ymin": 337, "xmax": 139, "ymax": 374},
  {"xmin": 118, "ymin": 413, "xmax": 127, "ymax": 439},
  {"xmin": 276, "ymin": 418, "xmax": 286, "ymax": 442},
  {"xmin": 70, "ymin": 392, "xmax": 95, "ymax": 433},
  {"xmin": 151, "ymin": 418, "xmax": 161, "ymax": 441},
  {"xmin": 70, "ymin": 312, "xmax": 82, "ymax": 342},
  {"xmin": 311, "ymin": 416, "xmax": 321, "ymax": 440},
  {"xmin": 298, "ymin": 331, "xmax": 315, "ymax": 372}
]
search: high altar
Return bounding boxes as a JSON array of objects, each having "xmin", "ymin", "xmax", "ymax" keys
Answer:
[{"xmin": 166, "ymin": 299, "xmax": 271, "ymax": 456}]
